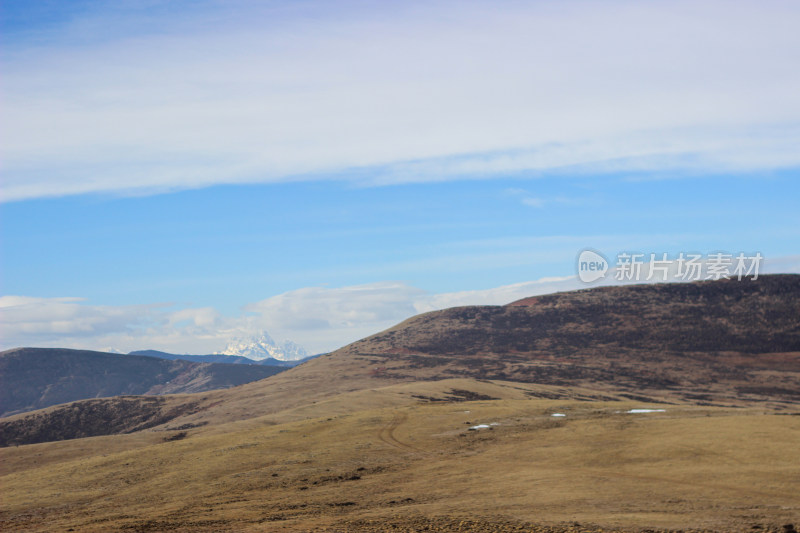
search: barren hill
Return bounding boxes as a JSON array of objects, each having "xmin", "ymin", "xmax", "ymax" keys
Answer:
[{"xmin": 332, "ymin": 274, "xmax": 800, "ymax": 406}]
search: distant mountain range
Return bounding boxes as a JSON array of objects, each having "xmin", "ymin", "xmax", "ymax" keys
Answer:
[
  {"xmin": 128, "ymin": 330, "xmax": 317, "ymax": 366},
  {"xmin": 126, "ymin": 330, "xmax": 311, "ymax": 366},
  {"xmin": 127, "ymin": 349, "xmax": 317, "ymax": 367},
  {"xmin": 0, "ymin": 348, "xmax": 288, "ymax": 417},
  {"xmin": 215, "ymin": 330, "xmax": 308, "ymax": 361}
]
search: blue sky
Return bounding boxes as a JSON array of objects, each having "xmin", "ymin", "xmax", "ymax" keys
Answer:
[{"xmin": 1, "ymin": 0, "xmax": 799, "ymax": 353}]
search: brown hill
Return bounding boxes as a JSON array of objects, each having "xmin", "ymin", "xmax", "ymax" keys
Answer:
[{"xmin": 331, "ymin": 274, "xmax": 800, "ymax": 406}]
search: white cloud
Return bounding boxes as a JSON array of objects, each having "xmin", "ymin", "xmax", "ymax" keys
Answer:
[
  {"xmin": 521, "ymin": 197, "xmax": 546, "ymax": 208},
  {"xmin": 507, "ymin": 188, "xmax": 591, "ymax": 209},
  {"xmin": 417, "ymin": 277, "xmax": 583, "ymax": 311},
  {"xmin": 0, "ymin": 296, "xmax": 155, "ymax": 337},
  {"xmin": 242, "ymin": 282, "xmax": 428, "ymax": 352},
  {"xmin": 0, "ymin": 297, "xmax": 233, "ymax": 355},
  {"xmin": 2, "ymin": 0, "xmax": 799, "ymax": 201},
  {"xmin": 167, "ymin": 307, "xmax": 222, "ymax": 329}
]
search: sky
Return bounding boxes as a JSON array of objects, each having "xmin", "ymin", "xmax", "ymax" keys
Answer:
[{"xmin": 1, "ymin": 0, "xmax": 799, "ymax": 354}]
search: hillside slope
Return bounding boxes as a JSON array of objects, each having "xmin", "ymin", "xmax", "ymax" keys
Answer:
[
  {"xmin": 0, "ymin": 348, "xmax": 285, "ymax": 417},
  {"xmin": 1, "ymin": 381, "xmax": 798, "ymax": 532},
  {"xmin": 332, "ymin": 274, "xmax": 800, "ymax": 406}
]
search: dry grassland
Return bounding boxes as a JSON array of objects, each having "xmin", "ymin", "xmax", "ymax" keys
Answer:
[{"xmin": 2, "ymin": 379, "xmax": 798, "ymax": 532}]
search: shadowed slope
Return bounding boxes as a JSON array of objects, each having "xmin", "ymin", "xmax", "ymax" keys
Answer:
[{"xmin": 0, "ymin": 348, "xmax": 285, "ymax": 417}]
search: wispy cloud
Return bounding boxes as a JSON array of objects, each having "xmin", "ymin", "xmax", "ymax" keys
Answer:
[
  {"xmin": 2, "ymin": 0, "xmax": 799, "ymax": 201},
  {"xmin": 504, "ymin": 187, "xmax": 592, "ymax": 209}
]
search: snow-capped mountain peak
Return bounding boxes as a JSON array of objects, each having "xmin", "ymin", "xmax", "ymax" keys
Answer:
[{"xmin": 216, "ymin": 330, "xmax": 308, "ymax": 361}]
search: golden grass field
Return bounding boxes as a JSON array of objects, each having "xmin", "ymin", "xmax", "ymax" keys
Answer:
[{"xmin": 2, "ymin": 378, "xmax": 798, "ymax": 532}]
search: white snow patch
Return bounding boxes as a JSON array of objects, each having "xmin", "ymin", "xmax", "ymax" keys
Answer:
[
  {"xmin": 626, "ymin": 409, "xmax": 666, "ymax": 414},
  {"xmin": 551, "ymin": 413, "xmax": 566, "ymax": 417},
  {"xmin": 468, "ymin": 423, "xmax": 499, "ymax": 430}
]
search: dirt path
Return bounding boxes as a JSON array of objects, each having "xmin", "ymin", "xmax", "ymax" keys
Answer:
[{"xmin": 377, "ymin": 411, "xmax": 421, "ymax": 453}]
